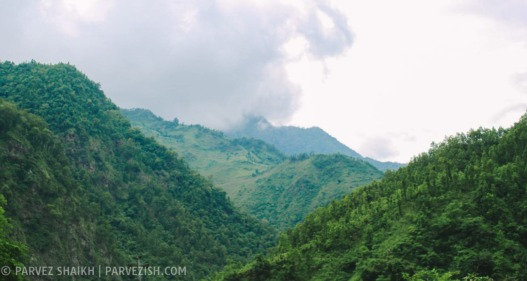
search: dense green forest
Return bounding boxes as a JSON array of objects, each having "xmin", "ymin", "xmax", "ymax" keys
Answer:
[
  {"xmin": 227, "ymin": 116, "xmax": 402, "ymax": 171},
  {"xmin": 0, "ymin": 101, "xmax": 31, "ymax": 281},
  {"xmin": 215, "ymin": 116, "xmax": 527, "ymax": 280},
  {"xmin": 238, "ymin": 154, "xmax": 383, "ymax": 230},
  {"xmin": 123, "ymin": 109, "xmax": 383, "ymax": 230},
  {"xmin": 4, "ymin": 60, "xmax": 526, "ymax": 281},
  {"xmin": 0, "ymin": 61, "xmax": 276, "ymax": 280},
  {"xmin": 0, "ymin": 98, "xmax": 123, "ymax": 280}
]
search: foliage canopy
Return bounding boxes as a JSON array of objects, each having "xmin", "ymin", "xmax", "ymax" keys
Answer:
[
  {"xmin": 216, "ymin": 116, "xmax": 527, "ymax": 280},
  {"xmin": 0, "ymin": 61, "xmax": 276, "ymax": 280}
]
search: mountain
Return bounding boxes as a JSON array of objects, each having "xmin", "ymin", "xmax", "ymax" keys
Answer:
[
  {"xmin": 230, "ymin": 117, "xmax": 364, "ymax": 158},
  {"xmin": 121, "ymin": 108, "xmax": 285, "ymax": 198},
  {"xmin": 237, "ymin": 154, "xmax": 383, "ymax": 230},
  {"xmin": 0, "ymin": 100, "xmax": 37, "ymax": 281},
  {"xmin": 0, "ymin": 98, "xmax": 124, "ymax": 279},
  {"xmin": 216, "ymin": 116, "xmax": 527, "ymax": 280},
  {"xmin": 0, "ymin": 61, "xmax": 276, "ymax": 280},
  {"xmin": 122, "ymin": 108, "xmax": 384, "ymax": 230},
  {"xmin": 227, "ymin": 116, "xmax": 403, "ymax": 171}
]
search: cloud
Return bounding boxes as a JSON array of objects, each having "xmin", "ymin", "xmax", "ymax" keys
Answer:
[
  {"xmin": 491, "ymin": 71, "xmax": 527, "ymax": 123},
  {"xmin": 492, "ymin": 103, "xmax": 527, "ymax": 123},
  {"xmin": 459, "ymin": 0, "xmax": 527, "ymax": 27},
  {"xmin": 457, "ymin": 0, "xmax": 527, "ymax": 42},
  {"xmin": 359, "ymin": 135, "xmax": 399, "ymax": 161},
  {"xmin": 0, "ymin": 0, "xmax": 353, "ymax": 130},
  {"xmin": 512, "ymin": 71, "xmax": 527, "ymax": 94},
  {"xmin": 455, "ymin": 1, "xmax": 527, "ymax": 126}
]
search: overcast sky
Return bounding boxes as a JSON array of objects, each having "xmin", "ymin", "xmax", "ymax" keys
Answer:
[{"xmin": 1, "ymin": 0, "xmax": 527, "ymax": 163}]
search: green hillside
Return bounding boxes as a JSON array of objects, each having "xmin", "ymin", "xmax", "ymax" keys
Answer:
[
  {"xmin": 227, "ymin": 116, "xmax": 403, "ymax": 171},
  {"xmin": 0, "ymin": 99, "xmax": 132, "ymax": 280},
  {"xmin": 121, "ymin": 108, "xmax": 285, "ymax": 198},
  {"xmin": 237, "ymin": 154, "xmax": 384, "ymax": 230},
  {"xmin": 216, "ymin": 116, "xmax": 527, "ymax": 280},
  {"xmin": 0, "ymin": 61, "xmax": 276, "ymax": 280},
  {"xmin": 0, "ymin": 101, "xmax": 37, "ymax": 281},
  {"xmin": 123, "ymin": 109, "xmax": 383, "ymax": 230}
]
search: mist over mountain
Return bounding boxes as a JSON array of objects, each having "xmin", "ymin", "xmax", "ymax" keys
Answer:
[{"xmin": 227, "ymin": 116, "xmax": 403, "ymax": 171}]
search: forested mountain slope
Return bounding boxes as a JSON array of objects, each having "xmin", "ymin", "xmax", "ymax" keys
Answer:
[
  {"xmin": 0, "ymin": 100, "xmax": 44, "ymax": 281},
  {"xmin": 216, "ymin": 116, "xmax": 527, "ymax": 280},
  {"xmin": 227, "ymin": 116, "xmax": 403, "ymax": 171},
  {"xmin": 237, "ymin": 154, "xmax": 383, "ymax": 230},
  {"xmin": 0, "ymin": 99, "xmax": 131, "ymax": 280},
  {"xmin": 122, "ymin": 109, "xmax": 383, "ymax": 230},
  {"xmin": 121, "ymin": 108, "xmax": 285, "ymax": 198},
  {"xmin": 0, "ymin": 61, "xmax": 276, "ymax": 280}
]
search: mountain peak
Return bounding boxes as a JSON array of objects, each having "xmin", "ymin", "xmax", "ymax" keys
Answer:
[
  {"xmin": 227, "ymin": 116, "xmax": 403, "ymax": 171},
  {"xmin": 238, "ymin": 115, "xmax": 272, "ymax": 130}
]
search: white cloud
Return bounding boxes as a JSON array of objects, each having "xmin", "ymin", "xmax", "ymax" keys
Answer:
[
  {"xmin": 4, "ymin": 0, "xmax": 527, "ymax": 162},
  {"xmin": 38, "ymin": 0, "xmax": 114, "ymax": 36},
  {"xmin": 0, "ymin": 0, "xmax": 353, "ymax": 129},
  {"xmin": 512, "ymin": 71, "xmax": 527, "ymax": 94},
  {"xmin": 359, "ymin": 136, "xmax": 398, "ymax": 160},
  {"xmin": 288, "ymin": 0, "xmax": 527, "ymax": 162}
]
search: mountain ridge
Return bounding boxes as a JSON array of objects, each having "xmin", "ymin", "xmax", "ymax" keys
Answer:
[
  {"xmin": 0, "ymin": 61, "xmax": 276, "ymax": 279},
  {"xmin": 215, "ymin": 116, "xmax": 527, "ymax": 280},
  {"xmin": 121, "ymin": 108, "xmax": 286, "ymax": 198},
  {"xmin": 227, "ymin": 116, "xmax": 403, "ymax": 171},
  {"xmin": 122, "ymin": 108, "xmax": 384, "ymax": 230},
  {"xmin": 238, "ymin": 153, "xmax": 383, "ymax": 230}
]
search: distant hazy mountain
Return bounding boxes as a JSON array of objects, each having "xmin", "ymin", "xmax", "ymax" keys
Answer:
[{"xmin": 227, "ymin": 116, "xmax": 403, "ymax": 171}]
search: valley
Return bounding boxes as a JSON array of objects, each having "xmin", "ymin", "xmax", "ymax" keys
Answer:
[
  {"xmin": 1, "ymin": 61, "xmax": 526, "ymax": 281},
  {"xmin": 122, "ymin": 108, "xmax": 385, "ymax": 230}
]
